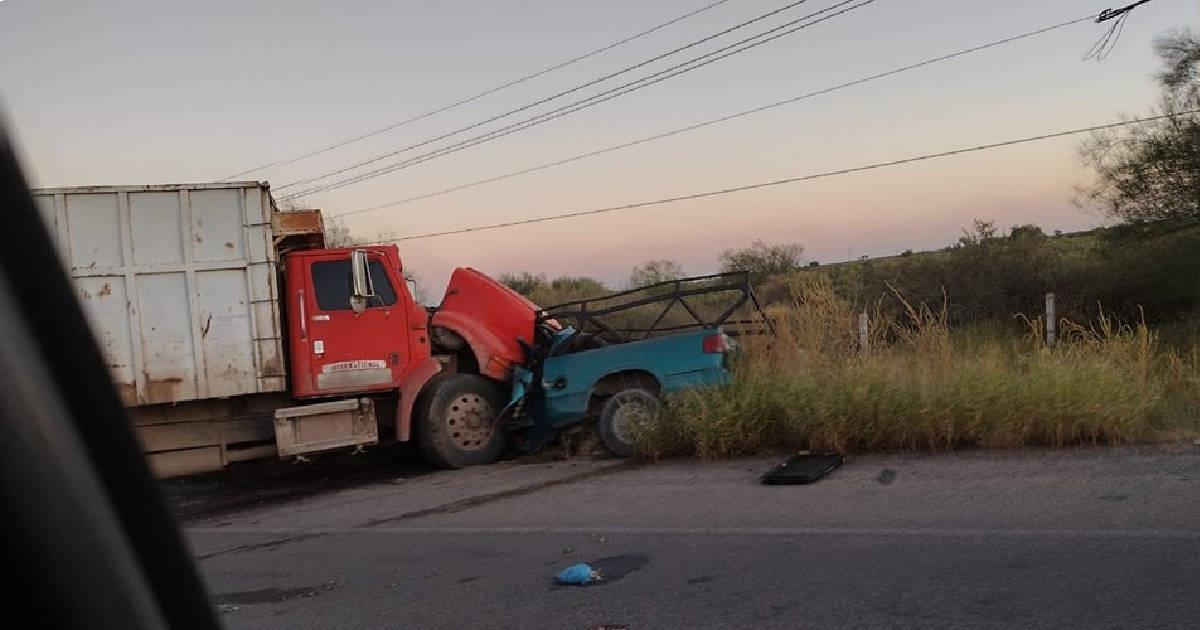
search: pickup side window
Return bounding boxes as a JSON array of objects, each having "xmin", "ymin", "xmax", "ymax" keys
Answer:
[{"xmin": 311, "ymin": 259, "xmax": 398, "ymax": 311}]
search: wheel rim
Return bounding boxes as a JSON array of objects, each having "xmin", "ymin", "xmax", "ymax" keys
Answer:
[
  {"xmin": 446, "ymin": 393, "xmax": 495, "ymax": 451},
  {"xmin": 610, "ymin": 397, "xmax": 652, "ymax": 446}
]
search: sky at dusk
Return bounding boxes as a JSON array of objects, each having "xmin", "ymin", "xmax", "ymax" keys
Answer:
[{"xmin": 2, "ymin": 0, "xmax": 1196, "ymax": 293}]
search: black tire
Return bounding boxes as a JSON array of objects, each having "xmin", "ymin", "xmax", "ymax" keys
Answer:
[
  {"xmin": 415, "ymin": 374, "xmax": 508, "ymax": 469},
  {"xmin": 598, "ymin": 388, "xmax": 660, "ymax": 458}
]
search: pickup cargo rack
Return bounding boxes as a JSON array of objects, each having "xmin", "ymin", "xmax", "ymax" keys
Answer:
[{"xmin": 537, "ymin": 271, "xmax": 773, "ymax": 346}]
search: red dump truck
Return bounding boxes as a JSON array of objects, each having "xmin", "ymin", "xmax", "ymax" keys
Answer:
[{"xmin": 33, "ymin": 181, "xmax": 541, "ymax": 476}]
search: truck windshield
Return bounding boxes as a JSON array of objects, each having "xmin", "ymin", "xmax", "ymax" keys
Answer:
[{"xmin": 312, "ymin": 259, "xmax": 397, "ymax": 310}]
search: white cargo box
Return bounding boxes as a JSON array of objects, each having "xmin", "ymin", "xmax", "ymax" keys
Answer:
[{"xmin": 33, "ymin": 182, "xmax": 286, "ymax": 406}]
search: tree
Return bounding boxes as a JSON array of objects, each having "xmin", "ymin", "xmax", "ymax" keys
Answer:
[
  {"xmin": 403, "ymin": 270, "xmax": 427, "ymax": 304},
  {"xmin": 956, "ymin": 219, "xmax": 998, "ymax": 248},
  {"xmin": 717, "ymin": 240, "xmax": 803, "ymax": 282},
  {"xmin": 519, "ymin": 275, "xmax": 610, "ymax": 306},
  {"xmin": 498, "ymin": 271, "xmax": 546, "ymax": 297},
  {"xmin": 324, "ymin": 216, "xmax": 359, "ymax": 247},
  {"xmin": 544, "ymin": 276, "xmax": 608, "ymax": 299},
  {"xmin": 1008, "ymin": 224, "xmax": 1046, "ymax": 242},
  {"xmin": 1078, "ymin": 29, "xmax": 1200, "ymax": 221},
  {"xmin": 628, "ymin": 259, "xmax": 684, "ymax": 288}
]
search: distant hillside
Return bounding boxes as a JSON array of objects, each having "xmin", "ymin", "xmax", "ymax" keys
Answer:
[{"xmin": 767, "ymin": 219, "xmax": 1200, "ymax": 328}]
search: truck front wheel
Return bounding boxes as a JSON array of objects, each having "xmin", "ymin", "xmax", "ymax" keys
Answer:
[{"xmin": 415, "ymin": 374, "xmax": 508, "ymax": 469}]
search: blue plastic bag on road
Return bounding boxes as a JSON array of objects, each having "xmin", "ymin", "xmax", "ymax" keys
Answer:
[{"xmin": 556, "ymin": 563, "xmax": 600, "ymax": 585}]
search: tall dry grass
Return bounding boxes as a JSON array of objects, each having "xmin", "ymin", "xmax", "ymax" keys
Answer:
[{"xmin": 637, "ymin": 275, "xmax": 1199, "ymax": 458}]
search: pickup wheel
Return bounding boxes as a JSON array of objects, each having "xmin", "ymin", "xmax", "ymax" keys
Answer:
[
  {"xmin": 415, "ymin": 374, "xmax": 508, "ymax": 469},
  {"xmin": 598, "ymin": 388, "xmax": 660, "ymax": 458}
]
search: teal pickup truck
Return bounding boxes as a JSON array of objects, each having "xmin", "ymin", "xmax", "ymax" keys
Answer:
[{"xmin": 505, "ymin": 272, "xmax": 770, "ymax": 456}]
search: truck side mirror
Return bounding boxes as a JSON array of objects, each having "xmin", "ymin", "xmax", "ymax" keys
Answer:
[{"xmin": 350, "ymin": 249, "xmax": 375, "ymax": 314}]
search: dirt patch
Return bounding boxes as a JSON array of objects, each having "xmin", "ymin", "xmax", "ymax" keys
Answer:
[
  {"xmin": 214, "ymin": 580, "xmax": 338, "ymax": 606},
  {"xmin": 164, "ymin": 444, "xmax": 430, "ymax": 522},
  {"xmin": 362, "ymin": 460, "xmax": 636, "ymax": 527},
  {"xmin": 589, "ymin": 554, "xmax": 649, "ymax": 583},
  {"xmin": 878, "ymin": 469, "xmax": 898, "ymax": 485},
  {"xmin": 192, "ymin": 459, "xmax": 636, "ymax": 561}
]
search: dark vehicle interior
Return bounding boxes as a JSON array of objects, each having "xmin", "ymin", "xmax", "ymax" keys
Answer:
[{"xmin": 0, "ymin": 129, "xmax": 220, "ymax": 630}]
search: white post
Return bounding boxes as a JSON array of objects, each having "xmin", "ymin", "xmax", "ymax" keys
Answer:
[
  {"xmin": 1045, "ymin": 293, "xmax": 1057, "ymax": 347},
  {"xmin": 858, "ymin": 312, "xmax": 870, "ymax": 356}
]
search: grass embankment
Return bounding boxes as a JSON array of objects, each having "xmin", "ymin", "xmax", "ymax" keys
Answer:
[{"xmin": 637, "ymin": 277, "xmax": 1200, "ymax": 458}]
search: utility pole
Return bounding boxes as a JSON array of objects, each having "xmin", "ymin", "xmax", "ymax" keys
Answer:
[
  {"xmin": 1045, "ymin": 293, "xmax": 1057, "ymax": 347},
  {"xmin": 858, "ymin": 313, "xmax": 870, "ymax": 356}
]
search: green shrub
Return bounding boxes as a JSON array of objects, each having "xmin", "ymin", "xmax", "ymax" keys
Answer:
[{"xmin": 636, "ymin": 282, "xmax": 1198, "ymax": 458}]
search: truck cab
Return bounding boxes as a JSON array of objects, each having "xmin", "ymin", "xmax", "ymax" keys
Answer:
[
  {"xmin": 277, "ymin": 245, "xmax": 537, "ymax": 468},
  {"xmin": 283, "ymin": 246, "xmax": 429, "ymax": 399}
]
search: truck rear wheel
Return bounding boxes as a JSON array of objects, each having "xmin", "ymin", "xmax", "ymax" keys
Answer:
[
  {"xmin": 598, "ymin": 388, "xmax": 660, "ymax": 458},
  {"xmin": 415, "ymin": 374, "xmax": 508, "ymax": 469}
]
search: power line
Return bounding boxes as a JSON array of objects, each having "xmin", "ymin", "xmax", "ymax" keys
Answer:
[
  {"xmin": 274, "ymin": 0, "xmax": 821, "ymax": 194},
  {"xmin": 377, "ymin": 110, "xmax": 1198, "ymax": 242},
  {"xmin": 217, "ymin": 0, "xmax": 735, "ymax": 181},
  {"xmin": 279, "ymin": 0, "xmax": 878, "ymax": 200},
  {"xmin": 281, "ymin": 0, "xmax": 876, "ymax": 200},
  {"xmin": 333, "ymin": 14, "xmax": 1096, "ymax": 219}
]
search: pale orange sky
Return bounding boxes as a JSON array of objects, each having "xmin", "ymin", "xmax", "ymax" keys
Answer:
[{"xmin": 2, "ymin": 0, "xmax": 1195, "ymax": 293}]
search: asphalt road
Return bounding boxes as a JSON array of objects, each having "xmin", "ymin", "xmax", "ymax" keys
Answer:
[{"xmin": 183, "ymin": 446, "xmax": 1200, "ymax": 629}]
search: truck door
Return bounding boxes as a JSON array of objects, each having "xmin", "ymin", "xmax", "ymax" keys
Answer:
[{"xmin": 295, "ymin": 250, "xmax": 410, "ymax": 397}]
